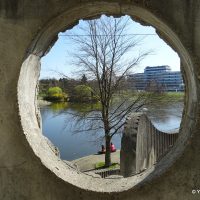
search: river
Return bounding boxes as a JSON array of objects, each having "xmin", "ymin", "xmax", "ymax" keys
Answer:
[{"xmin": 40, "ymin": 101, "xmax": 183, "ymax": 160}]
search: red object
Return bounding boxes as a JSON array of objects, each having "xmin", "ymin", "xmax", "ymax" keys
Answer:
[{"xmin": 110, "ymin": 143, "xmax": 116, "ymax": 152}]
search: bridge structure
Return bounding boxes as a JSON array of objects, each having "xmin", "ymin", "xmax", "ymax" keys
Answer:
[
  {"xmin": 0, "ymin": 0, "xmax": 200, "ymax": 199},
  {"xmin": 120, "ymin": 113, "xmax": 179, "ymax": 177}
]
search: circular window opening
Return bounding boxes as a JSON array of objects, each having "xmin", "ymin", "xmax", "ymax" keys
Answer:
[
  {"xmin": 18, "ymin": 2, "xmax": 197, "ymax": 193},
  {"xmin": 39, "ymin": 14, "xmax": 184, "ymax": 178}
]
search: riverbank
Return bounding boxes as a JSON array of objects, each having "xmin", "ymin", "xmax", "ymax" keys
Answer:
[
  {"xmin": 70, "ymin": 150, "xmax": 120, "ymax": 172},
  {"xmin": 150, "ymin": 92, "xmax": 184, "ymax": 103},
  {"xmin": 37, "ymin": 99, "xmax": 52, "ymax": 107},
  {"xmin": 113, "ymin": 91, "xmax": 184, "ymax": 106},
  {"xmin": 39, "ymin": 91, "xmax": 184, "ymax": 105}
]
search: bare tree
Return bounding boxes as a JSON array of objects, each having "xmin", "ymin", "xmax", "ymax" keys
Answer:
[{"xmin": 65, "ymin": 15, "xmax": 151, "ymax": 167}]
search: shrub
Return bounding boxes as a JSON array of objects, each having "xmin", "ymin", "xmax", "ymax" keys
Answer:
[
  {"xmin": 73, "ymin": 85, "xmax": 98, "ymax": 102},
  {"xmin": 45, "ymin": 87, "xmax": 66, "ymax": 102},
  {"xmin": 48, "ymin": 87, "xmax": 62, "ymax": 96}
]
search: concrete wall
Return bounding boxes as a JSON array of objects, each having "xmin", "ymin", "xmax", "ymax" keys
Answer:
[
  {"xmin": 136, "ymin": 113, "xmax": 178, "ymax": 174},
  {"xmin": 120, "ymin": 113, "xmax": 139, "ymax": 177},
  {"xmin": 121, "ymin": 113, "xmax": 178, "ymax": 177},
  {"xmin": 0, "ymin": 0, "xmax": 200, "ymax": 199}
]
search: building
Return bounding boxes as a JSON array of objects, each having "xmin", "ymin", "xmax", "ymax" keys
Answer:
[{"xmin": 128, "ymin": 65, "xmax": 184, "ymax": 92}]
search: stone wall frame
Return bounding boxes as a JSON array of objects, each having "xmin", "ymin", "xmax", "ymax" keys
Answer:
[{"xmin": 17, "ymin": 1, "xmax": 197, "ymax": 193}]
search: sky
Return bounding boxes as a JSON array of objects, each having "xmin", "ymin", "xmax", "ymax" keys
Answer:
[{"xmin": 40, "ymin": 15, "xmax": 180, "ymax": 79}]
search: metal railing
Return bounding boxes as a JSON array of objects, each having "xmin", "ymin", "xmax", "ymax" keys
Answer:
[{"xmin": 93, "ymin": 168, "xmax": 121, "ymax": 178}]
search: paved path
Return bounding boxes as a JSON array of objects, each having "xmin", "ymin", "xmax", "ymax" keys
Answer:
[{"xmin": 70, "ymin": 150, "xmax": 120, "ymax": 172}]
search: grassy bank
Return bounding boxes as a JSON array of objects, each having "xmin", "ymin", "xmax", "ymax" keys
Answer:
[
  {"xmin": 95, "ymin": 162, "xmax": 120, "ymax": 170},
  {"xmin": 39, "ymin": 91, "xmax": 184, "ymax": 111},
  {"xmin": 113, "ymin": 91, "xmax": 184, "ymax": 104},
  {"xmin": 149, "ymin": 92, "xmax": 184, "ymax": 103}
]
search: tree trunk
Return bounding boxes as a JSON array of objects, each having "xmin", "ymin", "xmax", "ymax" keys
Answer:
[{"xmin": 105, "ymin": 135, "xmax": 111, "ymax": 167}]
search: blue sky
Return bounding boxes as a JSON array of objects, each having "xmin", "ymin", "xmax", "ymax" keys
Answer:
[{"xmin": 40, "ymin": 16, "xmax": 180, "ymax": 79}]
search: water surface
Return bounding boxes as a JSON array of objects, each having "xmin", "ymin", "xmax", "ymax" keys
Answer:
[{"xmin": 40, "ymin": 102, "xmax": 183, "ymax": 160}]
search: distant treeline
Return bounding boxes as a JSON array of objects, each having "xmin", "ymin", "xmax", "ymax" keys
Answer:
[
  {"xmin": 39, "ymin": 74, "xmax": 129, "ymax": 98},
  {"xmin": 39, "ymin": 75, "xmax": 88, "ymax": 96},
  {"xmin": 39, "ymin": 74, "xmax": 184, "ymax": 102},
  {"xmin": 39, "ymin": 75, "xmax": 100, "ymax": 102}
]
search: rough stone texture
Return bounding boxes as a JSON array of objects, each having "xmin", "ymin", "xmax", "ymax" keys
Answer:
[
  {"xmin": 121, "ymin": 112, "xmax": 179, "ymax": 177},
  {"xmin": 0, "ymin": 0, "xmax": 200, "ymax": 199},
  {"xmin": 135, "ymin": 114, "xmax": 179, "ymax": 174},
  {"xmin": 120, "ymin": 113, "xmax": 139, "ymax": 177}
]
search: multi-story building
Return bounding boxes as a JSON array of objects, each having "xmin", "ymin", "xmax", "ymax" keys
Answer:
[{"xmin": 128, "ymin": 65, "xmax": 184, "ymax": 92}]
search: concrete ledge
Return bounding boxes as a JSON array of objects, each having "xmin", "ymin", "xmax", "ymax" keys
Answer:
[{"xmin": 71, "ymin": 150, "xmax": 120, "ymax": 172}]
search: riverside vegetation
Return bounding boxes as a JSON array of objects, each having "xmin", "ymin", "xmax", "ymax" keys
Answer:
[{"xmin": 40, "ymin": 85, "xmax": 184, "ymax": 105}]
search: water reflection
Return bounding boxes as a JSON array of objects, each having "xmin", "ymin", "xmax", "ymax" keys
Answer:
[
  {"xmin": 40, "ymin": 101, "xmax": 183, "ymax": 160},
  {"xmin": 40, "ymin": 102, "xmax": 121, "ymax": 160},
  {"xmin": 147, "ymin": 102, "xmax": 183, "ymax": 131}
]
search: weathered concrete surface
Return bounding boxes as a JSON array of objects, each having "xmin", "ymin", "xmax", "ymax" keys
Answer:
[
  {"xmin": 135, "ymin": 114, "xmax": 179, "ymax": 173},
  {"xmin": 121, "ymin": 113, "xmax": 179, "ymax": 177},
  {"xmin": 0, "ymin": 0, "xmax": 200, "ymax": 199},
  {"xmin": 120, "ymin": 113, "xmax": 139, "ymax": 177}
]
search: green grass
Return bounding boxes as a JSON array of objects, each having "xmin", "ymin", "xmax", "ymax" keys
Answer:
[
  {"xmin": 95, "ymin": 162, "xmax": 120, "ymax": 170},
  {"xmin": 150, "ymin": 92, "xmax": 184, "ymax": 103},
  {"xmin": 38, "ymin": 92, "xmax": 47, "ymax": 99},
  {"xmin": 114, "ymin": 91, "xmax": 184, "ymax": 101}
]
